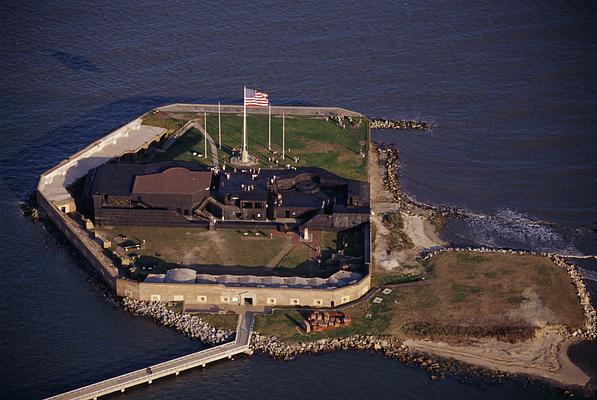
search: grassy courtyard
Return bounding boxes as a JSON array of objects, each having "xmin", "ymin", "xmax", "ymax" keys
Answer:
[
  {"xmin": 143, "ymin": 111, "xmax": 368, "ymax": 181},
  {"xmin": 254, "ymin": 252, "xmax": 585, "ymax": 343},
  {"xmin": 99, "ymin": 226, "xmax": 313, "ymax": 274}
]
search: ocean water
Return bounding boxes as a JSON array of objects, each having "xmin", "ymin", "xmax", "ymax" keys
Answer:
[{"xmin": 0, "ymin": 1, "xmax": 595, "ymax": 398}]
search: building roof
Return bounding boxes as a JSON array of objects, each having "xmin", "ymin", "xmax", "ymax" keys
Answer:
[
  {"xmin": 216, "ymin": 170, "xmax": 270, "ymax": 201},
  {"xmin": 133, "ymin": 167, "xmax": 212, "ymax": 195},
  {"xmin": 165, "ymin": 268, "xmax": 197, "ymax": 283},
  {"xmin": 153, "ymin": 270, "xmax": 364, "ymax": 289},
  {"xmin": 87, "ymin": 162, "xmax": 210, "ymax": 197},
  {"xmin": 215, "ymin": 167, "xmax": 369, "ymax": 208}
]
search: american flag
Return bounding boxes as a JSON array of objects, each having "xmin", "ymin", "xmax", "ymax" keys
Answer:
[{"xmin": 244, "ymin": 88, "xmax": 269, "ymax": 107}]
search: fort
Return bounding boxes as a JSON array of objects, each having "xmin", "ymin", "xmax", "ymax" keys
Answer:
[
  {"xmin": 38, "ymin": 103, "xmax": 595, "ymax": 399},
  {"xmin": 37, "ymin": 103, "xmax": 372, "ymax": 308}
]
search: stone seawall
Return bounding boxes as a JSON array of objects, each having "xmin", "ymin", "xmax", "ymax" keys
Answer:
[
  {"xmin": 122, "ymin": 298, "xmax": 234, "ymax": 344},
  {"xmin": 36, "ymin": 191, "xmax": 119, "ymax": 289}
]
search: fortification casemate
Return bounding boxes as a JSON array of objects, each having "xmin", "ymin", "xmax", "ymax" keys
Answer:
[{"xmin": 37, "ymin": 103, "xmax": 372, "ymax": 308}]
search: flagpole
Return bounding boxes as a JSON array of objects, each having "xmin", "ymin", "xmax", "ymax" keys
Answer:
[
  {"xmin": 204, "ymin": 111, "xmax": 208, "ymax": 161},
  {"xmin": 218, "ymin": 101, "xmax": 222, "ymax": 150},
  {"xmin": 242, "ymin": 86, "xmax": 248, "ymax": 162},
  {"xmin": 268, "ymin": 104, "xmax": 271, "ymax": 151},
  {"xmin": 282, "ymin": 113, "xmax": 285, "ymax": 160}
]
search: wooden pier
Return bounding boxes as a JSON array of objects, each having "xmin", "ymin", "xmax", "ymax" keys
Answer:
[{"xmin": 45, "ymin": 312, "xmax": 254, "ymax": 400}]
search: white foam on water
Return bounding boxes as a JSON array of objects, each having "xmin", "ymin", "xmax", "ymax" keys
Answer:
[
  {"xmin": 580, "ymin": 268, "xmax": 597, "ymax": 282},
  {"xmin": 460, "ymin": 208, "xmax": 581, "ymax": 255}
]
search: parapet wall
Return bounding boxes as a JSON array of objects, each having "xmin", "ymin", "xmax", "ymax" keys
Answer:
[
  {"xmin": 157, "ymin": 103, "xmax": 365, "ymax": 117},
  {"xmin": 37, "ymin": 118, "xmax": 166, "ymax": 211},
  {"xmin": 116, "ymin": 274, "xmax": 371, "ymax": 308},
  {"xmin": 37, "ymin": 192, "xmax": 119, "ymax": 289}
]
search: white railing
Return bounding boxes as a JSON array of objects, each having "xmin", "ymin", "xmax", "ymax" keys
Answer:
[{"xmin": 46, "ymin": 313, "xmax": 254, "ymax": 400}]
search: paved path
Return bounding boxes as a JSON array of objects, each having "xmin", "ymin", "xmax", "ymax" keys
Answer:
[
  {"xmin": 158, "ymin": 119, "xmax": 219, "ymax": 168},
  {"xmin": 266, "ymin": 240, "xmax": 295, "ymax": 268},
  {"xmin": 191, "ymin": 120, "xmax": 219, "ymax": 167},
  {"xmin": 159, "ymin": 119, "xmax": 195, "ymax": 151},
  {"xmin": 45, "ymin": 312, "xmax": 254, "ymax": 400}
]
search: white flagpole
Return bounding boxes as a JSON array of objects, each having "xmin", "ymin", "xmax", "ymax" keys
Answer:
[
  {"xmin": 268, "ymin": 104, "xmax": 271, "ymax": 151},
  {"xmin": 242, "ymin": 86, "xmax": 248, "ymax": 162},
  {"xmin": 204, "ymin": 111, "xmax": 208, "ymax": 160},
  {"xmin": 282, "ymin": 113, "xmax": 285, "ymax": 160},
  {"xmin": 218, "ymin": 101, "xmax": 222, "ymax": 150}
]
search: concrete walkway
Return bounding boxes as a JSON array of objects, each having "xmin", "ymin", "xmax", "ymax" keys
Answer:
[
  {"xmin": 45, "ymin": 311, "xmax": 254, "ymax": 400},
  {"xmin": 191, "ymin": 120, "xmax": 219, "ymax": 167},
  {"xmin": 158, "ymin": 103, "xmax": 365, "ymax": 117}
]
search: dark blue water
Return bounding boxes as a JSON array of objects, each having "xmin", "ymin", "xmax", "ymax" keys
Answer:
[{"xmin": 1, "ymin": 1, "xmax": 596, "ymax": 398}]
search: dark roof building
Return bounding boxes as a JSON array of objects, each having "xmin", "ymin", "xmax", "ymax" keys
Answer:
[
  {"xmin": 209, "ymin": 167, "xmax": 369, "ymax": 230},
  {"xmin": 83, "ymin": 163, "xmax": 369, "ymax": 231},
  {"xmin": 84, "ymin": 162, "xmax": 212, "ymax": 227}
]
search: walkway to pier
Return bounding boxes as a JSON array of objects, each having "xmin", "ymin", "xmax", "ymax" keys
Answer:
[{"xmin": 45, "ymin": 311, "xmax": 254, "ymax": 400}]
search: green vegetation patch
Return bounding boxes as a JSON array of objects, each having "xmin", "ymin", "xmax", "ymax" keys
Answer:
[
  {"xmin": 255, "ymin": 252, "xmax": 585, "ymax": 343},
  {"xmin": 191, "ymin": 312, "xmax": 238, "ymax": 331},
  {"xmin": 98, "ymin": 227, "xmax": 315, "ymax": 277},
  {"xmin": 381, "ymin": 273, "xmax": 421, "ymax": 285},
  {"xmin": 401, "ymin": 322, "xmax": 535, "ymax": 343},
  {"xmin": 141, "ymin": 112, "xmax": 190, "ymax": 134},
  {"xmin": 382, "ymin": 212, "xmax": 414, "ymax": 253},
  {"xmin": 254, "ymin": 298, "xmax": 392, "ymax": 343},
  {"xmin": 151, "ymin": 127, "xmax": 213, "ymax": 167},
  {"xmin": 455, "ymin": 252, "xmax": 487, "ymax": 264},
  {"xmin": 449, "ymin": 283, "xmax": 483, "ymax": 303},
  {"xmin": 146, "ymin": 112, "xmax": 368, "ymax": 181}
]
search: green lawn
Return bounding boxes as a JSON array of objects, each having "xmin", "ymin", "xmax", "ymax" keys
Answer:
[
  {"xmin": 99, "ymin": 227, "xmax": 316, "ymax": 276},
  {"xmin": 253, "ymin": 299, "xmax": 391, "ymax": 343},
  {"xmin": 255, "ymin": 252, "xmax": 586, "ymax": 343},
  {"xmin": 143, "ymin": 112, "xmax": 368, "ymax": 181},
  {"xmin": 151, "ymin": 127, "xmax": 214, "ymax": 167},
  {"xmin": 190, "ymin": 312, "xmax": 239, "ymax": 331}
]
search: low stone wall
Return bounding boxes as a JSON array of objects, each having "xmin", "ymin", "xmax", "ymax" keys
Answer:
[
  {"xmin": 421, "ymin": 247, "xmax": 597, "ymax": 341},
  {"xmin": 122, "ymin": 298, "xmax": 233, "ymax": 344}
]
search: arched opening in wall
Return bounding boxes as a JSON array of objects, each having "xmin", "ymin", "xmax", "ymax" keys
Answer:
[{"xmin": 330, "ymin": 300, "xmax": 335, "ymax": 307}]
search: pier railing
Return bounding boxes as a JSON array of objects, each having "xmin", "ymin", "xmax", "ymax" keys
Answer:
[{"xmin": 45, "ymin": 312, "xmax": 254, "ymax": 400}]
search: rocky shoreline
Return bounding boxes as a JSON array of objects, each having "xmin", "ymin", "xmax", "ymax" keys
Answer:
[
  {"xmin": 249, "ymin": 333, "xmax": 580, "ymax": 394},
  {"xmin": 121, "ymin": 298, "xmax": 234, "ymax": 344},
  {"xmin": 19, "ymin": 192, "xmax": 41, "ymax": 222},
  {"xmin": 370, "ymin": 118, "xmax": 432, "ymax": 130},
  {"xmin": 379, "ymin": 145, "xmax": 463, "ymax": 223}
]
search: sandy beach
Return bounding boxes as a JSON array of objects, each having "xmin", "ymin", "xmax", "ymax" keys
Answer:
[{"xmin": 404, "ymin": 328, "xmax": 590, "ymax": 388}]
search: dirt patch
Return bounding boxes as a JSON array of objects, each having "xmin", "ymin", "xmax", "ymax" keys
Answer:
[{"xmin": 389, "ymin": 252, "xmax": 586, "ymax": 336}]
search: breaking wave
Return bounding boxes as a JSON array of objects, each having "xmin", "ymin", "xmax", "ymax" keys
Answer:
[{"xmin": 446, "ymin": 208, "xmax": 583, "ymax": 255}]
